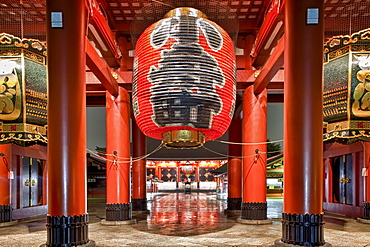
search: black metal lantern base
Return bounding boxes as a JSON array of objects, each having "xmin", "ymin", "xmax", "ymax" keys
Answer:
[
  {"xmin": 106, "ymin": 203, "xmax": 132, "ymax": 221},
  {"xmin": 0, "ymin": 205, "xmax": 12, "ymax": 223},
  {"xmin": 279, "ymin": 213, "xmax": 328, "ymax": 246},
  {"xmin": 162, "ymin": 130, "xmax": 205, "ymax": 149},
  {"xmin": 44, "ymin": 214, "xmax": 94, "ymax": 247},
  {"xmin": 132, "ymin": 198, "xmax": 148, "ymax": 211},
  {"xmin": 241, "ymin": 202, "xmax": 267, "ymax": 220},
  {"xmin": 227, "ymin": 197, "xmax": 242, "ymax": 210}
]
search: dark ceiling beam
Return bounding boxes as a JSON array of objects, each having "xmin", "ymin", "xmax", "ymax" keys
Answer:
[
  {"xmin": 267, "ymin": 94, "xmax": 284, "ymax": 103},
  {"xmin": 235, "ymin": 20, "xmax": 260, "ymax": 34},
  {"xmin": 86, "ymin": 95, "xmax": 106, "ymax": 106},
  {"xmin": 86, "ymin": 82, "xmax": 132, "ymax": 92},
  {"xmin": 237, "ymin": 81, "xmax": 284, "ymax": 91},
  {"xmin": 86, "ymin": 37, "xmax": 119, "ymax": 97},
  {"xmin": 253, "ymin": 35, "xmax": 285, "ymax": 95},
  {"xmin": 109, "ymin": 22, "xmax": 135, "ymax": 35}
]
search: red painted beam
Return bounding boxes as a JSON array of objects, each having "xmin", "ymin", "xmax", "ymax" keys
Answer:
[
  {"xmin": 251, "ymin": 0, "xmax": 285, "ymax": 69},
  {"xmin": 253, "ymin": 35, "xmax": 285, "ymax": 95},
  {"xmin": 86, "ymin": 37, "xmax": 119, "ymax": 97},
  {"xmin": 88, "ymin": 0, "xmax": 121, "ymax": 68},
  {"xmin": 115, "ymin": 71, "xmax": 133, "ymax": 84}
]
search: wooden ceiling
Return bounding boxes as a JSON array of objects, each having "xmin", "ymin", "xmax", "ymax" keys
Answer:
[{"xmin": 0, "ymin": 0, "xmax": 369, "ymax": 39}]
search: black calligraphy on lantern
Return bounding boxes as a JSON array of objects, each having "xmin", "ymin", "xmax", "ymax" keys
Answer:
[{"xmin": 148, "ymin": 9, "xmax": 225, "ymax": 129}]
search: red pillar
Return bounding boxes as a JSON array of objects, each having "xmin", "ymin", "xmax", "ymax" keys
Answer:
[
  {"xmin": 227, "ymin": 94, "xmax": 242, "ymax": 210},
  {"xmin": 195, "ymin": 166, "xmax": 199, "ymax": 184},
  {"xmin": 278, "ymin": 0, "xmax": 327, "ymax": 246},
  {"xmin": 177, "ymin": 163, "xmax": 181, "ymax": 182},
  {"xmin": 132, "ymin": 120, "xmax": 148, "ymax": 211},
  {"xmin": 105, "ymin": 87, "xmax": 132, "ymax": 220},
  {"xmin": 363, "ymin": 142, "xmax": 370, "ymax": 219},
  {"xmin": 241, "ymin": 86, "xmax": 267, "ymax": 220},
  {"xmin": 155, "ymin": 165, "xmax": 160, "ymax": 179},
  {"xmin": 46, "ymin": 0, "xmax": 92, "ymax": 245},
  {"xmin": 0, "ymin": 145, "xmax": 11, "ymax": 222}
]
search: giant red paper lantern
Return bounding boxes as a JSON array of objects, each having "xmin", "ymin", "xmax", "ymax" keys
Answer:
[{"xmin": 133, "ymin": 7, "xmax": 236, "ymax": 148}]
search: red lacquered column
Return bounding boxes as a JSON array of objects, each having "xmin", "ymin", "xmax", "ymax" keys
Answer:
[
  {"xmin": 227, "ymin": 95, "xmax": 242, "ymax": 211},
  {"xmin": 0, "ymin": 145, "xmax": 11, "ymax": 223},
  {"xmin": 46, "ymin": 0, "xmax": 93, "ymax": 245},
  {"xmin": 105, "ymin": 87, "xmax": 132, "ymax": 221},
  {"xmin": 132, "ymin": 120, "xmax": 148, "ymax": 211},
  {"xmin": 241, "ymin": 86, "xmax": 267, "ymax": 220},
  {"xmin": 363, "ymin": 142, "xmax": 370, "ymax": 219},
  {"xmin": 277, "ymin": 0, "xmax": 327, "ymax": 246},
  {"xmin": 195, "ymin": 166, "xmax": 199, "ymax": 186},
  {"xmin": 177, "ymin": 163, "xmax": 181, "ymax": 187},
  {"xmin": 155, "ymin": 165, "xmax": 160, "ymax": 179}
]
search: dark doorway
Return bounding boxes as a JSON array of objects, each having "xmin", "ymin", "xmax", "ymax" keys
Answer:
[
  {"xmin": 332, "ymin": 154, "xmax": 353, "ymax": 205},
  {"xmin": 22, "ymin": 157, "xmax": 44, "ymax": 207}
]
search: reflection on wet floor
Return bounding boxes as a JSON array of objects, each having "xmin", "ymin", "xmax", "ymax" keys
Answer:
[
  {"xmin": 10, "ymin": 192, "xmax": 283, "ymax": 237},
  {"xmin": 132, "ymin": 192, "xmax": 283, "ymax": 236},
  {"xmin": 266, "ymin": 197, "xmax": 283, "ymax": 219},
  {"xmin": 135, "ymin": 192, "xmax": 233, "ymax": 236}
]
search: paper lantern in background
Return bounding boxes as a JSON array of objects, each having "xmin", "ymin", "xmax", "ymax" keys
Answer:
[
  {"xmin": 181, "ymin": 165, "xmax": 195, "ymax": 173},
  {"xmin": 133, "ymin": 7, "xmax": 236, "ymax": 148}
]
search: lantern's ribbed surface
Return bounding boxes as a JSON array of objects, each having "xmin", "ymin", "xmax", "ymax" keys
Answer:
[{"xmin": 133, "ymin": 7, "xmax": 236, "ymax": 143}]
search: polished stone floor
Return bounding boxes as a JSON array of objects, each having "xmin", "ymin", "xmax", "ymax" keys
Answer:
[{"xmin": 0, "ymin": 192, "xmax": 370, "ymax": 246}]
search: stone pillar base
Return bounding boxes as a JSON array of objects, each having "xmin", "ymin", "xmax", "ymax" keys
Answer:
[
  {"xmin": 281, "ymin": 213, "xmax": 327, "ymax": 246},
  {"xmin": 41, "ymin": 240, "xmax": 96, "ymax": 247},
  {"xmin": 227, "ymin": 197, "xmax": 242, "ymax": 210},
  {"xmin": 41, "ymin": 241, "xmax": 96, "ymax": 247},
  {"xmin": 44, "ymin": 214, "xmax": 92, "ymax": 246},
  {"xmin": 241, "ymin": 202, "xmax": 267, "ymax": 220},
  {"xmin": 0, "ymin": 205, "xmax": 12, "ymax": 223},
  {"xmin": 106, "ymin": 203, "xmax": 132, "ymax": 221},
  {"xmin": 274, "ymin": 239, "xmax": 332, "ymax": 247},
  {"xmin": 237, "ymin": 217, "xmax": 272, "ymax": 225},
  {"xmin": 132, "ymin": 198, "xmax": 148, "ymax": 211}
]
